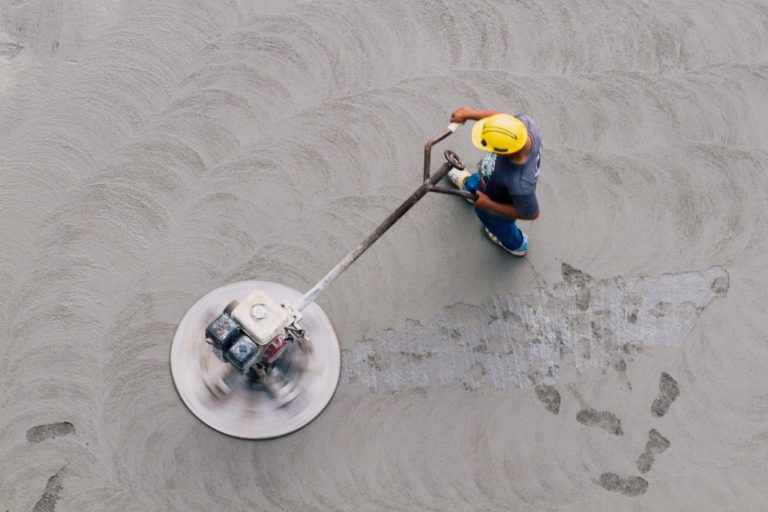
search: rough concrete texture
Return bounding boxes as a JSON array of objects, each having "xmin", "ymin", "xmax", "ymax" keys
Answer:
[{"xmin": 2, "ymin": 0, "xmax": 767, "ymax": 510}]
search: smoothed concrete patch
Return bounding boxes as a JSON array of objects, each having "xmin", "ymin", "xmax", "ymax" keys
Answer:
[{"xmin": 342, "ymin": 266, "xmax": 728, "ymax": 391}]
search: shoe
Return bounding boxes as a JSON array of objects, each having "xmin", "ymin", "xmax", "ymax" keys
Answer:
[
  {"xmin": 483, "ymin": 227, "xmax": 528, "ymax": 256},
  {"xmin": 447, "ymin": 167, "xmax": 470, "ymax": 189},
  {"xmin": 447, "ymin": 168, "xmax": 475, "ymax": 204}
]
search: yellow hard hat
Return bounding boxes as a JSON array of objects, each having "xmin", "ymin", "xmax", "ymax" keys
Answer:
[{"xmin": 471, "ymin": 114, "xmax": 527, "ymax": 155}]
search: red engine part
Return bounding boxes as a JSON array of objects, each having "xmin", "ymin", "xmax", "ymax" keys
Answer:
[{"xmin": 263, "ymin": 337, "xmax": 288, "ymax": 364}]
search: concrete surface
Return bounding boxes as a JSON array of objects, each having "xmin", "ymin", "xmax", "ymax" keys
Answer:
[{"xmin": 1, "ymin": 0, "xmax": 767, "ymax": 510}]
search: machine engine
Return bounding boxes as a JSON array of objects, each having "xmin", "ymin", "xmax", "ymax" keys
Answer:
[{"xmin": 205, "ymin": 289, "xmax": 307, "ymax": 373}]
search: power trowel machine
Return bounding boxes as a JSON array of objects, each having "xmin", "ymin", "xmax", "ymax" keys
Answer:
[{"xmin": 170, "ymin": 123, "xmax": 472, "ymax": 439}]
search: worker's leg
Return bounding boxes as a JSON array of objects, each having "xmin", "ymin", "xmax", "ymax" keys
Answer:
[
  {"xmin": 474, "ymin": 208, "xmax": 527, "ymax": 254},
  {"xmin": 447, "ymin": 169, "xmax": 477, "ymax": 191}
]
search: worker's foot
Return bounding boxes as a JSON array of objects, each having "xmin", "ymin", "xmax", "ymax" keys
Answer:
[
  {"xmin": 447, "ymin": 168, "xmax": 475, "ymax": 204},
  {"xmin": 447, "ymin": 167, "xmax": 470, "ymax": 189},
  {"xmin": 483, "ymin": 227, "xmax": 528, "ymax": 256}
]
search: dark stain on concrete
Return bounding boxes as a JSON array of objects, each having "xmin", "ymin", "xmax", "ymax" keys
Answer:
[
  {"xmin": 576, "ymin": 288, "xmax": 591, "ymax": 311},
  {"xmin": 397, "ymin": 350, "xmax": 436, "ymax": 362},
  {"xmin": 576, "ymin": 408, "xmax": 623, "ymax": 435},
  {"xmin": 501, "ymin": 309, "xmax": 521, "ymax": 323},
  {"xmin": 0, "ymin": 41, "xmax": 24, "ymax": 60},
  {"xmin": 561, "ymin": 263, "xmax": 594, "ymax": 286},
  {"xmin": 535, "ymin": 385, "xmax": 561, "ymax": 414},
  {"xmin": 651, "ymin": 372, "xmax": 680, "ymax": 417},
  {"xmin": 33, "ymin": 468, "xmax": 65, "ymax": 512},
  {"xmin": 637, "ymin": 429, "xmax": 671, "ymax": 473},
  {"xmin": 26, "ymin": 422, "xmax": 75, "ymax": 444},
  {"xmin": 649, "ymin": 301, "xmax": 672, "ymax": 318},
  {"xmin": 469, "ymin": 362, "xmax": 487, "ymax": 378},
  {"xmin": 463, "ymin": 362, "xmax": 488, "ymax": 390},
  {"xmin": 599, "ymin": 472, "xmax": 648, "ymax": 497},
  {"xmin": 366, "ymin": 353, "xmax": 386, "ymax": 372},
  {"xmin": 711, "ymin": 272, "xmax": 729, "ymax": 295},
  {"xmin": 562, "ymin": 263, "xmax": 593, "ymax": 311},
  {"xmin": 612, "ymin": 358, "xmax": 633, "ymax": 389}
]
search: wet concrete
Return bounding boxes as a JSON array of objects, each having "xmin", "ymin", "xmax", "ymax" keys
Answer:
[{"xmin": 2, "ymin": 0, "xmax": 768, "ymax": 510}]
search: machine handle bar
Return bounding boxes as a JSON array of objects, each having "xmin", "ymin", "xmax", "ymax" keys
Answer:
[{"xmin": 294, "ymin": 124, "xmax": 462, "ymax": 312}]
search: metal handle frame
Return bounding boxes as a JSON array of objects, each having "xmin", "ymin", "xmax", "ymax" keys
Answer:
[{"xmin": 294, "ymin": 124, "xmax": 470, "ymax": 311}]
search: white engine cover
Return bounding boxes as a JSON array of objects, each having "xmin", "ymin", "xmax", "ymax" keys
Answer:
[{"xmin": 231, "ymin": 289, "xmax": 292, "ymax": 345}]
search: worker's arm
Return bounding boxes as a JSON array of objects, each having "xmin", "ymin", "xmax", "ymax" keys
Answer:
[
  {"xmin": 451, "ymin": 107, "xmax": 501, "ymax": 123},
  {"xmin": 474, "ymin": 191, "xmax": 540, "ymax": 220}
]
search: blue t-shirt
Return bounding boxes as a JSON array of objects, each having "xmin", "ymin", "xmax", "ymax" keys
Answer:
[{"xmin": 477, "ymin": 114, "xmax": 541, "ymax": 219}]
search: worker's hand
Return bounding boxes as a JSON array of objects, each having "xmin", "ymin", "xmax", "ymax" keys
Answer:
[
  {"xmin": 463, "ymin": 172, "xmax": 481, "ymax": 193},
  {"xmin": 473, "ymin": 191, "xmax": 493, "ymax": 211},
  {"xmin": 450, "ymin": 106, "xmax": 473, "ymax": 124}
]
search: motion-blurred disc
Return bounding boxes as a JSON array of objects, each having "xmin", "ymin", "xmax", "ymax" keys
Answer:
[{"xmin": 171, "ymin": 281, "xmax": 341, "ymax": 439}]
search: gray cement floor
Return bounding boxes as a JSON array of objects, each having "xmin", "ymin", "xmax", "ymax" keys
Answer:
[{"xmin": 2, "ymin": 1, "xmax": 768, "ymax": 510}]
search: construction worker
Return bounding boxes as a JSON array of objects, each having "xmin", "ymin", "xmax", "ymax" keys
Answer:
[{"xmin": 448, "ymin": 107, "xmax": 541, "ymax": 256}]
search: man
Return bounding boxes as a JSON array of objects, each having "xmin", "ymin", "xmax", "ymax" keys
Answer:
[{"xmin": 448, "ymin": 107, "xmax": 542, "ymax": 256}]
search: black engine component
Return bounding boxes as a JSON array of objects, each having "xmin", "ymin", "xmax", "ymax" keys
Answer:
[
  {"xmin": 226, "ymin": 335, "xmax": 262, "ymax": 373},
  {"xmin": 205, "ymin": 313, "xmax": 241, "ymax": 350}
]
